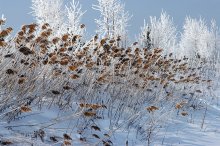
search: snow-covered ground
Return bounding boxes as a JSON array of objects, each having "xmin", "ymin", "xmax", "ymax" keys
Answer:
[
  {"xmin": 0, "ymin": 95, "xmax": 220, "ymax": 146},
  {"xmin": 154, "ymin": 102, "xmax": 220, "ymax": 146}
]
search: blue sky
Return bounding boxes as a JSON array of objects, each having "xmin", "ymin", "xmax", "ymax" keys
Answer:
[{"xmin": 0, "ymin": 0, "xmax": 219, "ymax": 37}]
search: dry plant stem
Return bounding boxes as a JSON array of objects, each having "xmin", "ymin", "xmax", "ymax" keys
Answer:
[
  {"xmin": 0, "ymin": 21, "xmax": 210, "ymax": 145},
  {"xmin": 201, "ymin": 103, "xmax": 208, "ymax": 129}
]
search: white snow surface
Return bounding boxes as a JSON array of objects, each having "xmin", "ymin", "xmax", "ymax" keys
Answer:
[{"xmin": 0, "ymin": 91, "xmax": 220, "ymax": 146}]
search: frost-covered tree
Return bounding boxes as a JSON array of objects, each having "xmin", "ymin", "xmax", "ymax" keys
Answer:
[
  {"xmin": 139, "ymin": 20, "xmax": 152, "ymax": 50},
  {"xmin": 64, "ymin": 0, "xmax": 86, "ymax": 36},
  {"xmin": 139, "ymin": 12, "xmax": 177, "ymax": 54},
  {"xmin": 31, "ymin": 0, "xmax": 85, "ymax": 36},
  {"xmin": 210, "ymin": 20, "xmax": 220, "ymax": 62},
  {"xmin": 31, "ymin": 0, "xmax": 63, "ymax": 32},
  {"xmin": 114, "ymin": 7, "xmax": 131, "ymax": 47},
  {"xmin": 179, "ymin": 17, "xmax": 217, "ymax": 59},
  {"xmin": 0, "ymin": 14, "xmax": 6, "ymax": 31},
  {"xmin": 93, "ymin": 0, "xmax": 131, "ymax": 44}
]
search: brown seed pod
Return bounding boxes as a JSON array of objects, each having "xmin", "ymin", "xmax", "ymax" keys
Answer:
[
  {"xmin": 169, "ymin": 53, "xmax": 173, "ymax": 57},
  {"xmin": 63, "ymin": 85, "xmax": 71, "ymax": 90},
  {"xmin": 51, "ymin": 90, "xmax": 60, "ymax": 95},
  {"xmin": 97, "ymin": 74, "xmax": 107, "ymax": 82},
  {"xmin": 181, "ymin": 112, "xmax": 188, "ymax": 116},
  {"xmin": 154, "ymin": 48, "xmax": 163, "ymax": 54},
  {"xmin": 102, "ymin": 140, "xmax": 111, "ymax": 146},
  {"xmin": 68, "ymin": 65, "xmax": 78, "ymax": 71},
  {"xmin": 27, "ymin": 34, "xmax": 35, "ymax": 41},
  {"xmin": 133, "ymin": 42, "xmax": 138, "ymax": 45},
  {"xmin": 90, "ymin": 104, "xmax": 101, "ymax": 110},
  {"xmin": 6, "ymin": 27, "xmax": 13, "ymax": 33},
  {"xmin": 21, "ymin": 25, "xmax": 27, "ymax": 32},
  {"xmin": 63, "ymin": 133, "xmax": 72, "ymax": 140},
  {"xmin": 176, "ymin": 101, "xmax": 187, "ymax": 109},
  {"xmin": 50, "ymin": 136, "xmax": 58, "ymax": 142},
  {"xmin": 63, "ymin": 140, "xmax": 71, "ymax": 145},
  {"xmin": 0, "ymin": 40, "xmax": 7, "ymax": 47},
  {"xmin": 18, "ymin": 31, "xmax": 24, "ymax": 36},
  {"xmin": 83, "ymin": 111, "xmax": 96, "ymax": 117},
  {"xmin": 4, "ymin": 53, "xmax": 14, "ymax": 58},
  {"xmin": 85, "ymin": 62, "xmax": 95, "ymax": 68},
  {"xmin": 50, "ymin": 55, "xmax": 57, "ymax": 62},
  {"xmin": 6, "ymin": 69, "xmax": 16, "ymax": 75},
  {"xmin": 102, "ymin": 105, "xmax": 107, "ymax": 109},
  {"xmin": 20, "ymin": 106, "xmax": 32, "ymax": 112},
  {"xmin": 70, "ymin": 74, "xmax": 80, "ymax": 79},
  {"xmin": 0, "ymin": 30, "xmax": 9, "ymax": 38},
  {"xmin": 92, "ymin": 134, "xmax": 100, "ymax": 139},
  {"xmin": 42, "ymin": 58, "xmax": 48, "ymax": 65},
  {"xmin": 109, "ymin": 39, "xmax": 115, "ymax": 44},
  {"xmin": 146, "ymin": 106, "xmax": 159, "ymax": 113},
  {"xmin": 19, "ymin": 46, "xmax": 33, "ymax": 55},
  {"xmin": 62, "ymin": 34, "xmax": 69, "ymax": 42},
  {"xmin": 104, "ymin": 133, "xmax": 110, "ymax": 137},
  {"xmin": 52, "ymin": 37, "xmax": 60, "ymax": 44},
  {"xmin": 175, "ymin": 103, "xmax": 182, "ymax": 109},
  {"xmin": 79, "ymin": 103, "xmax": 90, "ymax": 108},
  {"xmin": 35, "ymin": 36, "xmax": 42, "ymax": 43},
  {"xmin": 100, "ymin": 38, "xmax": 106, "ymax": 46},
  {"xmin": 79, "ymin": 137, "xmax": 86, "ymax": 142},
  {"xmin": 28, "ymin": 23, "xmax": 37, "ymax": 29},
  {"xmin": 60, "ymin": 59, "xmax": 69, "ymax": 65},
  {"xmin": 146, "ymin": 89, "xmax": 152, "ymax": 92},
  {"xmin": 0, "ymin": 19, "xmax": 5, "ymax": 25},
  {"xmin": 53, "ymin": 71, "xmax": 61, "ymax": 76},
  {"xmin": 59, "ymin": 47, "xmax": 67, "ymax": 52},
  {"xmin": 42, "ymin": 23, "xmax": 49, "ymax": 29},
  {"xmin": 40, "ymin": 47, "xmax": 47, "ymax": 54},
  {"xmin": 40, "ymin": 31, "xmax": 49, "ymax": 38},
  {"xmin": 91, "ymin": 125, "xmax": 101, "ymax": 131},
  {"xmin": 18, "ymin": 77, "xmax": 26, "ymax": 84},
  {"xmin": 80, "ymin": 24, "xmax": 86, "ymax": 29},
  {"xmin": 195, "ymin": 90, "xmax": 202, "ymax": 93},
  {"xmin": 0, "ymin": 140, "xmax": 13, "ymax": 145},
  {"xmin": 28, "ymin": 28, "xmax": 36, "ymax": 34}
]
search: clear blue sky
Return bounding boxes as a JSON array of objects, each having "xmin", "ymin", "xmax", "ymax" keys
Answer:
[{"xmin": 0, "ymin": 0, "xmax": 219, "ymax": 37}]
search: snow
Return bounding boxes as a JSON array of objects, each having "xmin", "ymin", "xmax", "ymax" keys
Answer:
[
  {"xmin": 1, "ymin": 1, "xmax": 220, "ymax": 145},
  {"xmin": 153, "ymin": 103, "xmax": 220, "ymax": 146},
  {"xmin": 0, "ymin": 95, "xmax": 220, "ymax": 146}
]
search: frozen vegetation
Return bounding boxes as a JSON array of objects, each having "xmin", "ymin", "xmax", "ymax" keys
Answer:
[{"xmin": 0, "ymin": 0, "xmax": 220, "ymax": 145}]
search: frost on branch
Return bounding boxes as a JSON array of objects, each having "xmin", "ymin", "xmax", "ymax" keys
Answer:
[
  {"xmin": 139, "ymin": 21, "xmax": 152, "ymax": 50},
  {"xmin": 93, "ymin": 0, "xmax": 131, "ymax": 46},
  {"xmin": 210, "ymin": 20, "xmax": 220, "ymax": 62},
  {"xmin": 31, "ymin": 0, "xmax": 85, "ymax": 36},
  {"xmin": 0, "ymin": 23, "xmax": 209, "ymax": 145},
  {"xmin": 31, "ymin": 0, "xmax": 63, "ymax": 34},
  {"xmin": 65, "ymin": 0, "xmax": 86, "ymax": 36},
  {"xmin": 139, "ymin": 12, "xmax": 177, "ymax": 55},
  {"xmin": 0, "ymin": 14, "xmax": 6, "ymax": 31},
  {"xmin": 179, "ymin": 17, "xmax": 218, "ymax": 60}
]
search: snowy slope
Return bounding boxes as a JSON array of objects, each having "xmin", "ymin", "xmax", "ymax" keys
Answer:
[
  {"xmin": 0, "ymin": 96, "xmax": 220, "ymax": 146},
  {"xmin": 154, "ymin": 103, "xmax": 220, "ymax": 146}
]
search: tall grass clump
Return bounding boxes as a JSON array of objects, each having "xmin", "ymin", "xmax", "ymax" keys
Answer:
[{"xmin": 0, "ymin": 18, "xmax": 212, "ymax": 145}]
